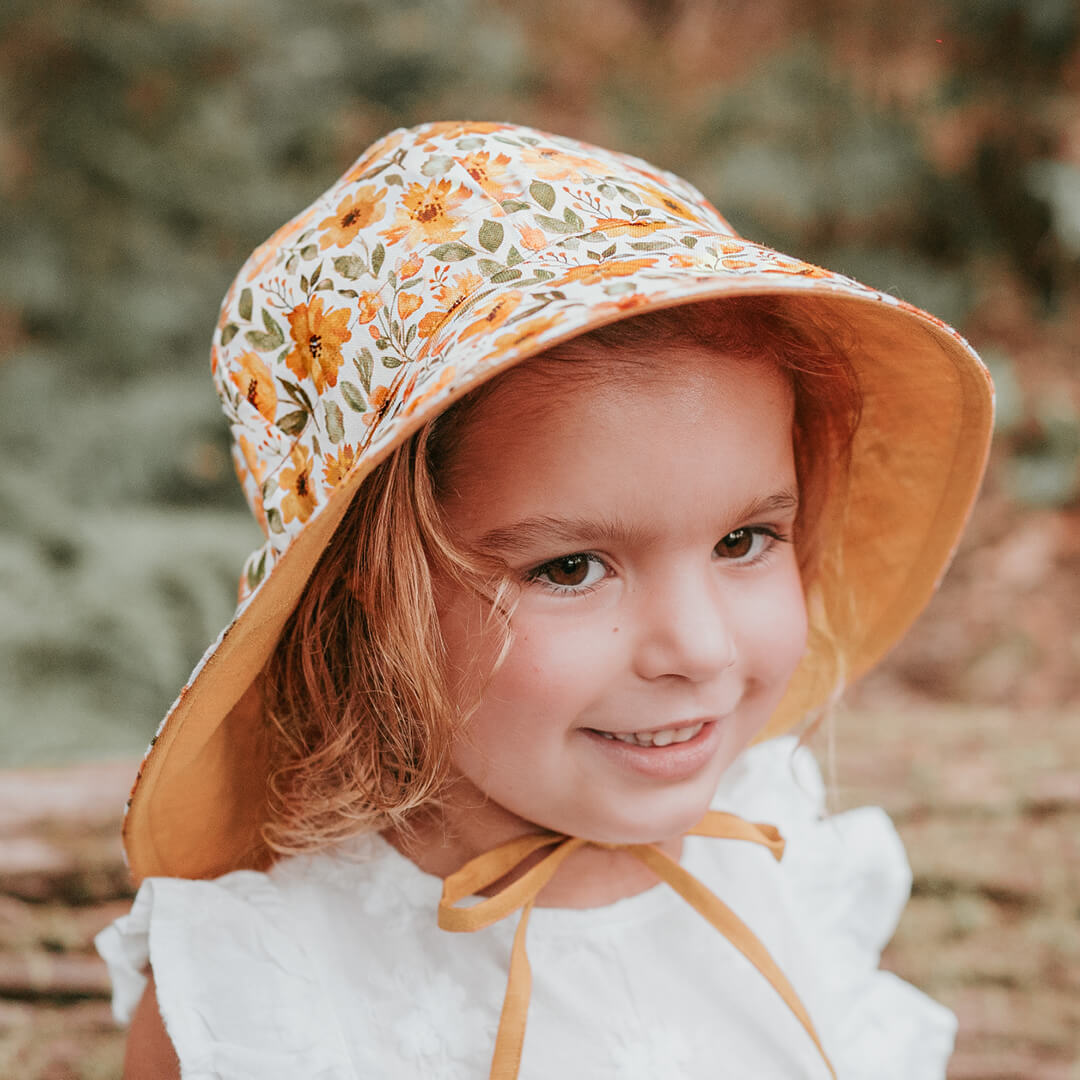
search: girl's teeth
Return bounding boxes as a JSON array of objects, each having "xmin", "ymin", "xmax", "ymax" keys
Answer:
[{"xmin": 602, "ymin": 723, "xmax": 704, "ymax": 747}]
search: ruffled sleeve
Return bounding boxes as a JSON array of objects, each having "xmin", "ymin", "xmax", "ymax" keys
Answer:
[
  {"xmin": 94, "ymin": 872, "xmax": 354, "ymax": 1080},
  {"xmin": 714, "ymin": 737, "xmax": 958, "ymax": 1079}
]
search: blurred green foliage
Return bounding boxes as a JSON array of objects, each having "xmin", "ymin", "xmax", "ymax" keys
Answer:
[{"xmin": 1, "ymin": 0, "xmax": 1077, "ymax": 762}]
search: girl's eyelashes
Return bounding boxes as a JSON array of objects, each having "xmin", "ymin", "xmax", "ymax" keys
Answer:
[
  {"xmin": 714, "ymin": 526, "xmax": 790, "ymax": 564},
  {"xmin": 526, "ymin": 553, "xmax": 608, "ymax": 595},
  {"xmin": 525, "ymin": 526, "xmax": 790, "ymax": 595}
]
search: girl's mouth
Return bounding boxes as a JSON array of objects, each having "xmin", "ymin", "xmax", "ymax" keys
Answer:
[{"xmin": 592, "ymin": 722, "xmax": 705, "ymax": 748}]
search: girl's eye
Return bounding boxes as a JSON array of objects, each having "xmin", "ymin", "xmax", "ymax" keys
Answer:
[
  {"xmin": 530, "ymin": 553, "xmax": 607, "ymax": 592},
  {"xmin": 714, "ymin": 528, "xmax": 776, "ymax": 561}
]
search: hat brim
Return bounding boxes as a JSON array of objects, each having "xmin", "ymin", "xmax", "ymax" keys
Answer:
[{"xmin": 124, "ymin": 240, "xmax": 993, "ymax": 882}]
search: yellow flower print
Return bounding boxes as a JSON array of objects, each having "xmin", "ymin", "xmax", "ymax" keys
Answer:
[
  {"xmin": 362, "ymin": 384, "xmax": 390, "ymax": 427},
  {"xmin": 551, "ymin": 258, "xmax": 657, "ymax": 286},
  {"xmin": 236, "ymin": 432, "xmax": 271, "ymax": 487},
  {"xmin": 343, "ymin": 131, "xmax": 405, "ymax": 182},
  {"xmin": 417, "ymin": 271, "xmax": 484, "ymax": 338},
  {"xmin": 518, "ymin": 145, "xmax": 608, "ymax": 181},
  {"xmin": 398, "ymin": 292, "xmax": 423, "ymax": 320},
  {"xmin": 637, "ymin": 184, "xmax": 701, "ymax": 222},
  {"xmin": 229, "ymin": 351, "xmax": 278, "ymax": 422},
  {"xmin": 244, "ymin": 205, "xmax": 321, "ymax": 282},
  {"xmin": 761, "ymin": 256, "xmax": 831, "ymax": 279},
  {"xmin": 590, "ymin": 217, "xmax": 668, "ymax": 237},
  {"xmin": 398, "ymin": 254, "xmax": 424, "ymax": 280},
  {"xmin": 355, "ymin": 291, "xmax": 382, "ymax": 324},
  {"xmin": 416, "ymin": 121, "xmax": 508, "ymax": 141},
  {"xmin": 279, "ymin": 444, "xmax": 317, "ymax": 524},
  {"xmin": 317, "ymin": 186, "xmax": 388, "ymax": 250},
  {"xmin": 379, "ymin": 178, "xmax": 471, "ymax": 247},
  {"xmin": 487, "ymin": 314, "xmax": 565, "ymax": 361},
  {"xmin": 403, "ymin": 365, "xmax": 457, "ymax": 417},
  {"xmin": 322, "ymin": 443, "xmax": 358, "ymax": 488},
  {"xmin": 456, "ymin": 291, "xmax": 524, "ymax": 342},
  {"xmin": 455, "ymin": 150, "xmax": 516, "ymax": 201},
  {"xmin": 285, "ymin": 296, "xmax": 353, "ymax": 393}
]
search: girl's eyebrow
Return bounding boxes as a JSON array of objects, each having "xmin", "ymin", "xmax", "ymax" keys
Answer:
[{"xmin": 475, "ymin": 489, "xmax": 799, "ymax": 557}]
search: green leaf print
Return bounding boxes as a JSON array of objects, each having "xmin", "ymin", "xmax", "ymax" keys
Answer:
[
  {"xmin": 563, "ymin": 207, "xmax": 584, "ymax": 230},
  {"xmin": 371, "ymin": 243, "xmax": 385, "ymax": 277},
  {"xmin": 430, "ymin": 242, "xmax": 476, "ymax": 261},
  {"xmin": 340, "ymin": 380, "xmax": 367, "ymax": 412},
  {"xmin": 530, "ymin": 181, "xmax": 556, "ymax": 211},
  {"xmin": 478, "ymin": 220, "xmax": 504, "ymax": 252},
  {"xmin": 276, "ymin": 409, "xmax": 308, "ymax": 436},
  {"xmin": 238, "ymin": 288, "xmax": 253, "ymax": 321},
  {"xmin": 333, "ymin": 256, "xmax": 366, "ymax": 280},
  {"xmin": 534, "ymin": 215, "xmax": 578, "ymax": 234},
  {"xmin": 220, "ymin": 323, "xmax": 239, "ymax": 346},
  {"xmin": 261, "ymin": 309, "xmax": 284, "ymax": 346},
  {"xmin": 354, "ymin": 348, "xmax": 374, "ymax": 393},
  {"xmin": 324, "ymin": 400, "xmax": 344, "ymax": 443}
]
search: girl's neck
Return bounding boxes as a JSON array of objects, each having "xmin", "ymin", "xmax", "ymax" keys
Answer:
[{"xmin": 383, "ymin": 787, "xmax": 684, "ymax": 909}]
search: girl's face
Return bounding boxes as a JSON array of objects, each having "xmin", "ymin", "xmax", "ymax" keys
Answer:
[{"xmin": 435, "ymin": 347, "xmax": 807, "ymax": 847}]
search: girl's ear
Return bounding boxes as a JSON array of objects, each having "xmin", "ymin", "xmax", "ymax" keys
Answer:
[{"xmin": 124, "ymin": 972, "xmax": 180, "ymax": 1080}]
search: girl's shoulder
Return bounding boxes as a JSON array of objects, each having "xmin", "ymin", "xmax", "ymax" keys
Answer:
[
  {"xmin": 95, "ymin": 832, "xmax": 419, "ymax": 1079},
  {"xmin": 714, "ymin": 736, "xmax": 957, "ymax": 1074}
]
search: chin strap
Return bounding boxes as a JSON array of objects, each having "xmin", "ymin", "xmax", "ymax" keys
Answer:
[{"xmin": 438, "ymin": 810, "xmax": 836, "ymax": 1080}]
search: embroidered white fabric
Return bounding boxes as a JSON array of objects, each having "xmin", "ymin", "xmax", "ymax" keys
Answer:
[{"xmin": 96, "ymin": 736, "xmax": 957, "ymax": 1079}]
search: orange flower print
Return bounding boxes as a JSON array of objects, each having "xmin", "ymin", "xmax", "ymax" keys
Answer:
[
  {"xmin": 362, "ymin": 384, "xmax": 390, "ymax": 427},
  {"xmin": 244, "ymin": 205, "xmax": 321, "ymax": 282},
  {"xmin": 668, "ymin": 252, "xmax": 699, "ymax": 269},
  {"xmin": 589, "ymin": 218, "xmax": 668, "ymax": 237},
  {"xmin": 285, "ymin": 296, "xmax": 353, "ymax": 393},
  {"xmin": 236, "ymin": 432, "xmax": 271, "ymax": 487},
  {"xmin": 397, "ymin": 292, "xmax": 423, "ymax": 319},
  {"xmin": 403, "ymin": 365, "xmax": 457, "ymax": 416},
  {"xmin": 762, "ymin": 256, "xmax": 831, "ymax": 279},
  {"xmin": 518, "ymin": 145, "xmax": 608, "ymax": 181},
  {"xmin": 380, "ymin": 178, "xmax": 471, "ymax": 247},
  {"xmin": 415, "ymin": 270, "xmax": 484, "ymax": 351},
  {"xmin": 279, "ymin": 444, "xmax": 317, "ymax": 524},
  {"xmin": 355, "ymin": 291, "xmax": 382, "ymax": 324},
  {"xmin": 637, "ymin": 184, "xmax": 701, "ymax": 223},
  {"xmin": 317, "ymin": 186, "xmax": 388, "ymax": 250},
  {"xmin": 552, "ymin": 258, "xmax": 657, "ymax": 286},
  {"xmin": 229, "ymin": 351, "xmax": 277, "ymax": 422},
  {"xmin": 322, "ymin": 443, "xmax": 358, "ymax": 488},
  {"xmin": 516, "ymin": 224, "xmax": 548, "ymax": 251},
  {"xmin": 455, "ymin": 150, "xmax": 516, "ymax": 200},
  {"xmin": 416, "ymin": 121, "xmax": 508, "ymax": 141},
  {"xmin": 488, "ymin": 314, "xmax": 565, "ymax": 361},
  {"xmin": 590, "ymin": 292, "xmax": 661, "ymax": 318},
  {"xmin": 398, "ymin": 254, "xmax": 424, "ymax": 280},
  {"xmin": 343, "ymin": 131, "xmax": 405, "ymax": 183},
  {"xmin": 457, "ymin": 291, "xmax": 524, "ymax": 342}
]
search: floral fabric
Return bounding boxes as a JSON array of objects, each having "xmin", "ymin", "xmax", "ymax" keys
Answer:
[{"xmin": 210, "ymin": 120, "xmax": 957, "ymax": 606}]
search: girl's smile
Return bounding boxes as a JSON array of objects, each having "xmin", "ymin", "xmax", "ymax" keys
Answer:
[{"xmin": 414, "ymin": 345, "xmax": 810, "ymax": 894}]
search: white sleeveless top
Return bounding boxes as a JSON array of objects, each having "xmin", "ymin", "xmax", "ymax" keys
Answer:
[{"xmin": 96, "ymin": 737, "xmax": 956, "ymax": 1078}]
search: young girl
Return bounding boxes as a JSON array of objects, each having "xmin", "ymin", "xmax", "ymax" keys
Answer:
[{"xmin": 97, "ymin": 121, "xmax": 994, "ymax": 1079}]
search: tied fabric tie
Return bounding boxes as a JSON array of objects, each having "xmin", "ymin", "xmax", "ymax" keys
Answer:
[{"xmin": 438, "ymin": 810, "xmax": 837, "ymax": 1080}]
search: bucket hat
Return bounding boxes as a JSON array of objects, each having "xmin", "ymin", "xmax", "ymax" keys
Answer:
[{"xmin": 123, "ymin": 121, "xmax": 993, "ymax": 883}]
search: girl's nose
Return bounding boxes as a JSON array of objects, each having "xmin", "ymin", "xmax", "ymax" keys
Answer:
[{"xmin": 631, "ymin": 571, "xmax": 737, "ymax": 683}]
